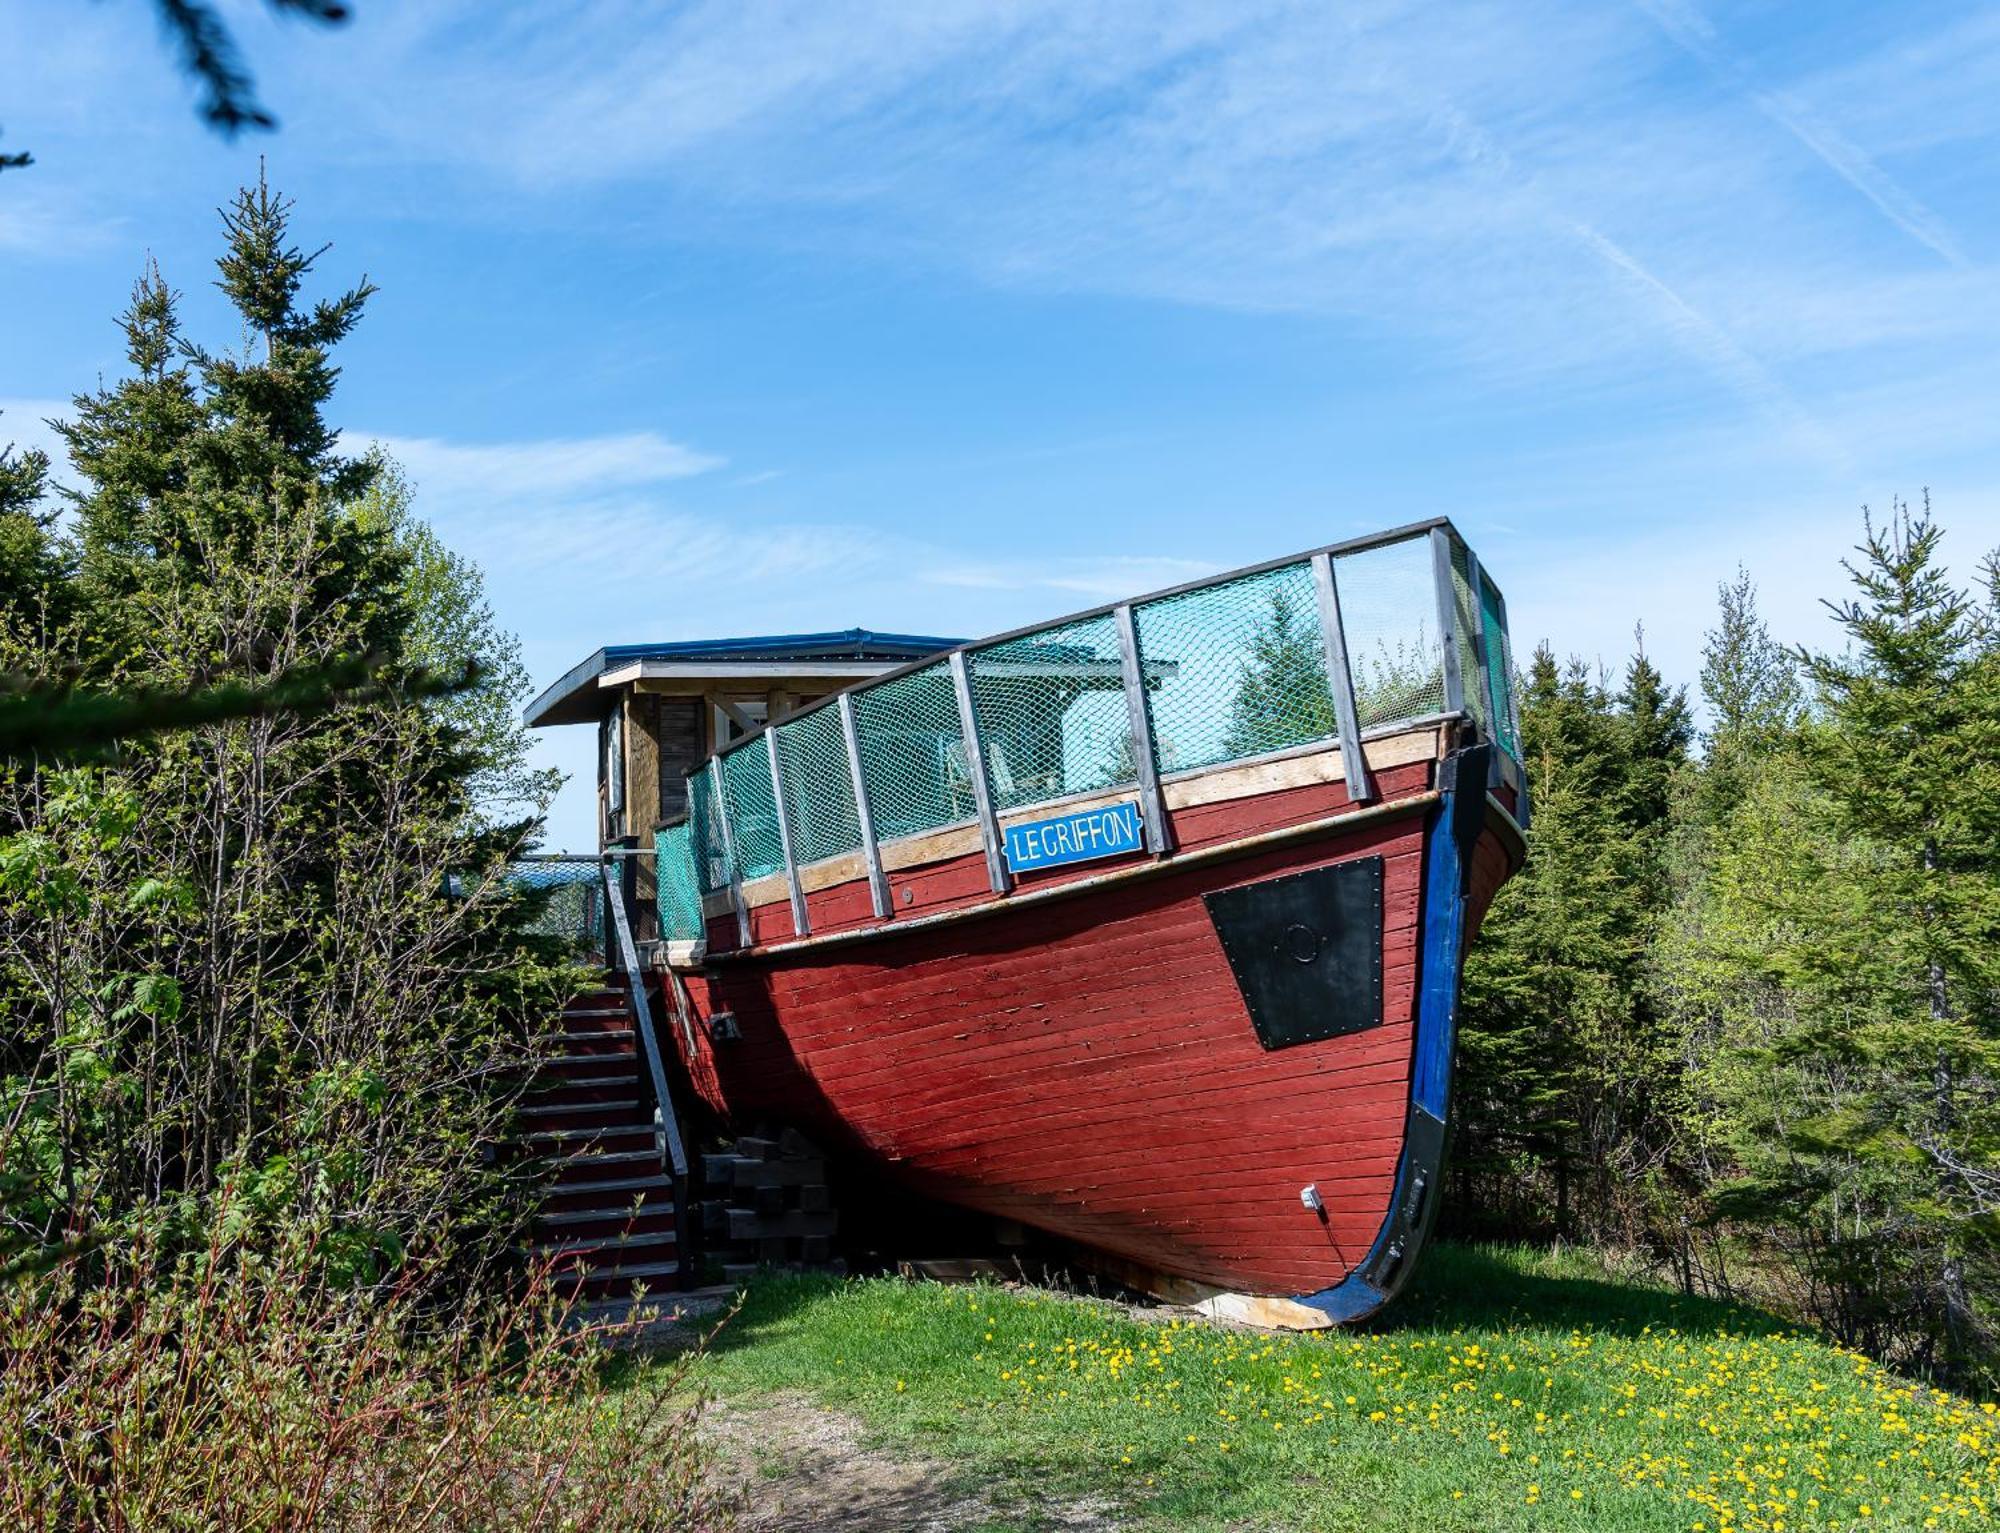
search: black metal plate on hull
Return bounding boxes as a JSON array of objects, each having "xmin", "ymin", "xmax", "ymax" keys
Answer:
[{"xmin": 1204, "ymin": 856, "xmax": 1384, "ymax": 1050}]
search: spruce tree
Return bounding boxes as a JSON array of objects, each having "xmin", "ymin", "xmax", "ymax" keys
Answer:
[
  {"xmin": 1696, "ymin": 567, "xmax": 1801, "ymax": 822},
  {"xmin": 1223, "ymin": 587, "xmax": 1334, "ymax": 757},
  {"xmin": 1456, "ymin": 644, "xmax": 1668, "ymax": 1238},
  {"xmin": 1615, "ymin": 637, "xmax": 1693, "ymax": 833},
  {"xmin": 1794, "ymin": 501, "xmax": 2000, "ymax": 1377},
  {"xmin": 1, "ymin": 175, "xmax": 564, "ymax": 1282},
  {"xmin": 0, "ymin": 426, "xmax": 55, "ymax": 631},
  {"xmin": 1668, "ymin": 501, "xmax": 2000, "ymax": 1384}
]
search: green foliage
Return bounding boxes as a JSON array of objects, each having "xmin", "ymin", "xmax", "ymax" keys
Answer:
[
  {"xmin": 352, "ymin": 454, "xmax": 562, "ymax": 823},
  {"xmin": 0, "ymin": 1230, "xmax": 720, "ymax": 1530},
  {"xmin": 0, "ymin": 174, "xmax": 574, "ymax": 1298},
  {"xmin": 1461, "ymin": 503, "xmax": 2000, "ymax": 1390},
  {"xmin": 1456, "ymin": 645, "xmax": 1692, "ymax": 1245},
  {"xmin": 0, "ymin": 426, "xmax": 56, "ymax": 626},
  {"xmin": 691, "ymin": 1249, "xmax": 1998, "ymax": 1533},
  {"xmin": 1665, "ymin": 502, "xmax": 2000, "ymax": 1385},
  {"xmin": 6, "ymin": 4, "xmax": 356, "ymax": 176},
  {"xmin": 1222, "ymin": 587, "xmax": 1334, "ymax": 758}
]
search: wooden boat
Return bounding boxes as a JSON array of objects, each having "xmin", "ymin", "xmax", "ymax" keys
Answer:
[{"xmin": 647, "ymin": 518, "xmax": 1526, "ymax": 1325}]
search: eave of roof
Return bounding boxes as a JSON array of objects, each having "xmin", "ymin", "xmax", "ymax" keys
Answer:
[{"xmin": 523, "ymin": 629, "xmax": 962, "ymax": 728}]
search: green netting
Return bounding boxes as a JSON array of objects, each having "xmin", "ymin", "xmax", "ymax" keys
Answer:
[
  {"xmin": 686, "ymin": 530, "xmax": 1514, "ymax": 897},
  {"xmin": 852, "ymin": 661, "xmax": 972, "ymax": 841},
  {"xmin": 777, "ymin": 705, "xmax": 862, "ymax": 865},
  {"xmin": 688, "ymin": 764, "xmax": 730, "ymax": 893},
  {"xmin": 968, "ymin": 615, "xmax": 1135, "ymax": 810},
  {"xmin": 1330, "ymin": 535, "xmax": 1447, "ymax": 730},
  {"xmin": 1478, "ymin": 570, "xmax": 1520, "ymax": 758},
  {"xmin": 719, "ymin": 734, "xmax": 783, "ymax": 881},
  {"xmin": 1448, "ymin": 538, "xmax": 1488, "ymax": 734},
  {"xmin": 1135, "ymin": 560, "xmax": 1330, "ymax": 775},
  {"xmin": 655, "ymin": 823, "xmax": 705, "ymax": 942},
  {"xmin": 508, "ymin": 857, "xmax": 604, "ymax": 950}
]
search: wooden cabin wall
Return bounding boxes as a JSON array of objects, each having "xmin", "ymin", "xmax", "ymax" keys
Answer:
[{"xmin": 655, "ymin": 698, "xmax": 704, "ymax": 822}]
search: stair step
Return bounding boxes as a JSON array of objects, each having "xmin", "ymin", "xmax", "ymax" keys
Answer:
[
  {"xmin": 521, "ymin": 1081, "xmax": 644, "ymax": 1110},
  {"xmin": 517, "ymin": 1127, "xmax": 657, "ymax": 1157},
  {"xmin": 530, "ymin": 1072, "xmax": 636, "ymax": 1090},
  {"xmin": 520, "ymin": 983, "xmax": 682, "ymax": 1302},
  {"xmin": 536, "ymin": 1231, "xmax": 678, "ymax": 1256},
  {"xmin": 543, "ymin": 1173, "xmax": 674, "ymax": 1211},
  {"xmin": 557, "ymin": 1258, "xmax": 682, "ymax": 1298},
  {"xmin": 535, "ymin": 1233, "xmax": 680, "ymax": 1276},
  {"xmin": 536, "ymin": 1205, "xmax": 677, "ymax": 1237},
  {"xmin": 532, "ymin": 1059, "xmax": 641, "ymax": 1083},
  {"xmin": 550, "ymin": 1149, "xmax": 663, "ymax": 1182},
  {"xmin": 516, "ymin": 1104, "xmax": 640, "ymax": 1128},
  {"xmin": 537, "ymin": 1031, "xmax": 635, "ymax": 1053}
]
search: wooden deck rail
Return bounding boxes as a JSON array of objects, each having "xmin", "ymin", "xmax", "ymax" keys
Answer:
[{"xmin": 600, "ymin": 857, "xmax": 690, "ymax": 1183}]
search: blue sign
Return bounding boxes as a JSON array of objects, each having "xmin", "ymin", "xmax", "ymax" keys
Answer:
[{"xmin": 1004, "ymin": 800, "xmax": 1145, "ymax": 873}]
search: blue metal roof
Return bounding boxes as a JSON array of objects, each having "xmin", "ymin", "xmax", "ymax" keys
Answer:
[
  {"xmin": 598, "ymin": 629, "xmax": 962, "ymax": 664},
  {"xmin": 524, "ymin": 629, "xmax": 963, "ymax": 727}
]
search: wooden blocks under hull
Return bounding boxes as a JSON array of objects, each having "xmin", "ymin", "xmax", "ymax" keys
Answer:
[{"xmin": 699, "ymin": 1130, "xmax": 841, "ymax": 1278}]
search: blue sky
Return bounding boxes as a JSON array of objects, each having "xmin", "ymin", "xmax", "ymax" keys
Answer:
[{"xmin": 6, "ymin": 0, "xmax": 1999, "ymax": 848}]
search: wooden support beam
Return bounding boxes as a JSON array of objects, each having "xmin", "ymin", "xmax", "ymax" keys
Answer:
[
  {"xmin": 706, "ymin": 690, "xmax": 757, "ymax": 735},
  {"xmin": 839, "ymin": 693, "xmax": 892, "ymax": 919},
  {"xmin": 1429, "ymin": 526, "xmax": 1466, "ymax": 719},
  {"xmin": 949, "ymin": 649, "xmax": 1011, "ymax": 895},
  {"xmin": 764, "ymin": 729, "xmax": 811, "ymax": 937},
  {"xmin": 1312, "ymin": 552, "xmax": 1376, "ymax": 804},
  {"xmin": 1114, "ymin": 602, "xmax": 1174, "ymax": 853}
]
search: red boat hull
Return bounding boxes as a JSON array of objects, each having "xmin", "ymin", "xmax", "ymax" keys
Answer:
[{"xmin": 668, "ymin": 731, "xmax": 1520, "ymax": 1314}]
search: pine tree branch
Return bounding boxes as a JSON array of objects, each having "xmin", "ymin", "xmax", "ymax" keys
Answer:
[
  {"xmin": 152, "ymin": 1, "xmax": 353, "ymax": 137},
  {"xmin": 0, "ymin": 656, "xmax": 475, "ymax": 762}
]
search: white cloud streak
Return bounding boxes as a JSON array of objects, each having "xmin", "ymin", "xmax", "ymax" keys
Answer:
[
  {"xmin": 920, "ymin": 553, "xmax": 1220, "ymax": 599},
  {"xmin": 1635, "ymin": 0, "xmax": 1969, "ymax": 267},
  {"xmin": 361, "ymin": 429, "xmax": 723, "ymax": 504}
]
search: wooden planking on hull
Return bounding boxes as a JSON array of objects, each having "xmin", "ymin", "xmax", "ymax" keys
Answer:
[{"xmin": 660, "ymin": 727, "xmax": 1522, "ymax": 1309}]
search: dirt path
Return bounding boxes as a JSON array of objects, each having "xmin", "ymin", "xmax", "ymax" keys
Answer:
[{"xmin": 703, "ymin": 1391, "xmax": 1127, "ymax": 1532}]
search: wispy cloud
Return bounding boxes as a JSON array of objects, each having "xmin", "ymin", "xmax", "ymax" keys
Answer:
[
  {"xmin": 1635, "ymin": 0, "xmax": 1968, "ymax": 267},
  {"xmin": 293, "ymin": 0, "xmax": 1998, "ymax": 450},
  {"xmin": 0, "ymin": 191, "xmax": 122, "ymax": 258},
  {"xmin": 345, "ymin": 425, "xmax": 897, "ymax": 636},
  {"xmin": 360, "ymin": 429, "xmax": 723, "ymax": 503},
  {"xmin": 921, "ymin": 553, "xmax": 1219, "ymax": 600}
]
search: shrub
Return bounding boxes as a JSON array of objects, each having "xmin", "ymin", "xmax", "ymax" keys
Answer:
[{"xmin": 0, "ymin": 1228, "xmax": 724, "ymax": 1531}]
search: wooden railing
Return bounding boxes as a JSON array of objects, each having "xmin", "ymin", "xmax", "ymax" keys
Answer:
[{"xmin": 600, "ymin": 857, "xmax": 690, "ymax": 1183}]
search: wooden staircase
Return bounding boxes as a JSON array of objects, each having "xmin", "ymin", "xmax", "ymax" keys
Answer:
[{"xmin": 521, "ymin": 975, "xmax": 687, "ymax": 1301}]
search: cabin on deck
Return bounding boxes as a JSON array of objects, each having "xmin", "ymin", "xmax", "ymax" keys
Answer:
[
  {"xmin": 523, "ymin": 631, "xmax": 963, "ymax": 932},
  {"xmin": 524, "ymin": 627, "xmax": 1156, "ymax": 945}
]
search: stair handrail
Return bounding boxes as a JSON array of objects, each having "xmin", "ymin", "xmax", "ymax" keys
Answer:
[{"xmin": 599, "ymin": 857, "xmax": 690, "ymax": 1182}]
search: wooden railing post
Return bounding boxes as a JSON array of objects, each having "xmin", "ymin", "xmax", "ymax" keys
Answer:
[
  {"xmin": 600, "ymin": 858, "xmax": 689, "ymax": 1185},
  {"xmin": 1312, "ymin": 552, "xmax": 1376, "ymax": 804},
  {"xmin": 1429, "ymin": 525, "xmax": 1466, "ymax": 720},
  {"xmin": 950, "ymin": 649, "xmax": 1011, "ymax": 895},
  {"xmin": 1114, "ymin": 602, "xmax": 1174, "ymax": 853},
  {"xmin": 839, "ymin": 693, "xmax": 892, "ymax": 919},
  {"xmin": 764, "ymin": 729, "xmax": 811, "ymax": 938},
  {"xmin": 708, "ymin": 766, "xmax": 753, "ymax": 949}
]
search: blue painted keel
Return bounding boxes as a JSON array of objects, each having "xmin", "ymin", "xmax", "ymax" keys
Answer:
[{"xmin": 1292, "ymin": 744, "xmax": 1491, "ymax": 1323}]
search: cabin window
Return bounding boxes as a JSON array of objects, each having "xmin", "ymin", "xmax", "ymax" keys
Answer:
[
  {"xmin": 603, "ymin": 708, "xmax": 624, "ymax": 834},
  {"xmin": 712, "ymin": 698, "xmax": 767, "ymax": 747}
]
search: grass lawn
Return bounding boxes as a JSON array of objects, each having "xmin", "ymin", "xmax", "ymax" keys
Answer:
[{"xmin": 679, "ymin": 1243, "xmax": 1999, "ymax": 1532}]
